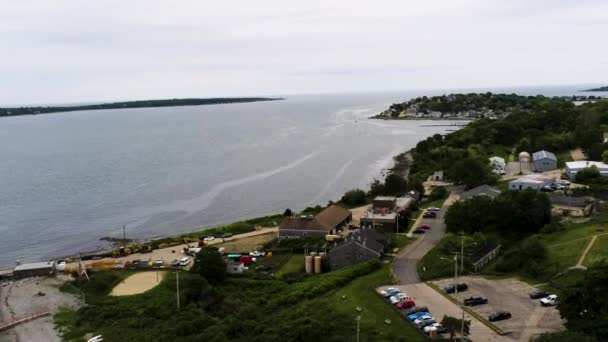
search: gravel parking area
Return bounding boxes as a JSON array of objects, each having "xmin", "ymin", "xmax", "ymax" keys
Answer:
[
  {"xmin": 377, "ymin": 284, "xmax": 511, "ymax": 342},
  {"xmin": 432, "ymin": 276, "xmax": 565, "ymax": 341}
]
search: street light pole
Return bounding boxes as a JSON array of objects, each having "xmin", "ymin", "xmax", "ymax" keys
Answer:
[
  {"xmin": 176, "ymin": 271, "xmax": 180, "ymax": 310},
  {"xmin": 356, "ymin": 315, "xmax": 361, "ymax": 342},
  {"xmin": 454, "ymin": 253, "xmax": 458, "ymax": 294}
]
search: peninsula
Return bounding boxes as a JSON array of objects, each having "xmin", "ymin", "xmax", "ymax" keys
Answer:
[
  {"xmin": 0, "ymin": 97, "xmax": 282, "ymax": 117},
  {"xmin": 583, "ymin": 85, "xmax": 608, "ymax": 92}
]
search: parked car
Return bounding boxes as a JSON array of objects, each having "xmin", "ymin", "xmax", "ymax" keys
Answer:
[
  {"xmin": 423, "ymin": 211, "xmax": 437, "ymax": 219},
  {"xmin": 203, "ymin": 236, "xmax": 215, "ymax": 242},
  {"xmin": 424, "ymin": 323, "xmax": 447, "ymax": 334},
  {"xmin": 540, "ymin": 294, "xmax": 558, "ymax": 307},
  {"xmin": 383, "ymin": 289, "xmax": 401, "ymax": 299},
  {"xmin": 444, "ymin": 283, "xmax": 468, "ymax": 293},
  {"xmin": 489, "ymin": 311, "xmax": 511, "ymax": 322},
  {"xmin": 413, "ymin": 315, "xmax": 434, "ymax": 325},
  {"xmin": 464, "ymin": 296, "xmax": 488, "ymax": 306},
  {"xmin": 405, "ymin": 306, "xmax": 429, "ymax": 316},
  {"xmin": 220, "ymin": 233, "xmax": 233, "ymax": 238},
  {"xmin": 416, "ymin": 318, "xmax": 436, "ymax": 329},
  {"xmin": 179, "ymin": 257, "xmax": 191, "ymax": 266},
  {"xmin": 541, "ymin": 186, "xmax": 555, "ymax": 192},
  {"xmin": 413, "ymin": 228, "xmax": 426, "ymax": 234},
  {"xmin": 170, "ymin": 259, "xmax": 180, "ymax": 267},
  {"xmin": 381, "ymin": 287, "xmax": 399, "ymax": 296},
  {"xmin": 427, "ymin": 207, "xmax": 441, "ymax": 212},
  {"xmin": 155, "ymin": 258, "xmax": 164, "ymax": 267},
  {"xmin": 417, "ymin": 224, "xmax": 431, "ymax": 230},
  {"xmin": 396, "ymin": 299, "xmax": 416, "ymax": 310},
  {"xmin": 557, "ymin": 180, "xmax": 571, "ymax": 186},
  {"xmin": 249, "ymin": 250, "xmax": 266, "ymax": 257},
  {"xmin": 408, "ymin": 312, "xmax": 430, "ymax": 321},
  {"xmin": 529, "ymin": 290, "xmax": 548, "ymax": 299},
  {"xmin": 390, "ymin": 293, "xmax": 410, "ymax": 304}
]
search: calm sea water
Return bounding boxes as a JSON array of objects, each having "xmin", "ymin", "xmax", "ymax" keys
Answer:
[{"xmin": 0, "ymin": 87, "xmax": 606, "ymax": 267}]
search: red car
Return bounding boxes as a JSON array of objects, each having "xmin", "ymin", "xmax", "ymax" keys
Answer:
[
  {"xmin": 396, "ymin": 299, "xmax": 416, "ymax": 309},
  {"xmin": 417, "ymin": 225, "xmax": 431, "ymax": 230}
]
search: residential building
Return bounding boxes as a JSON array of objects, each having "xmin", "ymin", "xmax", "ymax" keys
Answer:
[
  {"xmin": 469, "ymin": 241, "xmax": 501, "ymax": 272},
  {"xmin": 532, "ymin": 150, "xmax": 557, "ymax": 172},
  {"xmin": 565, "ymin": 161, "xmax": 608, "ymax": 179},
  {"xmin": 508, "ymin": 175, "xmax": 555, "ymax": 190},
  {"xmin": 328, "ymin": 229, "xmax": 385, "ymax": 270},
  {"xmin": 549, "ymin": 194, "xmax": 594, "ymax": 217},
  {"xmin": 279, "ymin": 205, "xmax": 352, "ymax": 238},
  {"xmin": 372, "ymin": 196, "xmax": 396, "ymax": 210},
  {"xmin": 489, "ymin": 156, "xmax": 506, "ymax": 171},
  {"xmin": 461, "ymin": 185, "xmax": 502, "ymax": 201},
  {"xmin": 13, "ymin": 261, "xmax": 55, "ymax": 279}
]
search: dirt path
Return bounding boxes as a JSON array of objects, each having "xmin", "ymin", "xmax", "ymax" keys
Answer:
[
  {"xmin": 570, "ymin": 149, "xmax": 587, "ymax": 161},
  {"xmin": 574, "ymin": 232, "xmax": 608, "ymax": 268}
]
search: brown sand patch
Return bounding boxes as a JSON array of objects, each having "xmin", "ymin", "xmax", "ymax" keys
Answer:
[{"xmin": 110, "ymin": 271, "xmax": 166, "ymax": 296}]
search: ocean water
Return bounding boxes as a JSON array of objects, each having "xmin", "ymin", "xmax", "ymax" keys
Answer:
[{"xmin": 0, "ymin": 86, "xmax": 606, "ymax": 267}]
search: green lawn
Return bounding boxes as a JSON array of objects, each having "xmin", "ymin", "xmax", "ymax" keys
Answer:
[
  {"xmin": 327, "ymin": 265, "xmax": 426, "ymax": 342},
  {"xmin": 583, "ymin": 234, "xmax": 608, "ymax": 267},
  {"xmin": 546, "ymin": 237, "xmax": 590, "ymax": 268},
  {"xmin": 555, "ymin": 150, "xmax": 574, "ymax": 168},
  {"xmin": 389, "ymin": 234, "xmax": 415, "ymax": 251},
  {"xmin": 417, "ymin": 235, "xmax": 457, "ymax": 281},
  {"xmin": 274, "ymin": 254, "xmax": 304, "ymax": 277}
]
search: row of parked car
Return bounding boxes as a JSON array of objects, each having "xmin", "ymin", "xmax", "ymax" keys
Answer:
[
  {"xmin": 530, "ymin": 290, "xmax": 558, "ymax": 306},
  {"xmin": 380, "ymin": 287, "xmax": 446, "ymax": 335},
  {"xmin": 443, "ymin": 282, "xmax": 512, "ymax": 322},
  {"xmin": 540, "ymin": 179, "xmax": 571, "ymax": 192}
]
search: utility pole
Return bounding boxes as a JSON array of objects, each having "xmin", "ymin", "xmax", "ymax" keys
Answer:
[
  {"xmin": 176, "ymin": 271, "xmax": 180, "ymax": 310},
  {"xmin": 356, "ymin": 315, "xmax": 361, "ymax": 342},
  {"xmin": 454, "ymin": 253, "xmax": 458, "ymax": 293},
  {"xmin": 123, "ymin": 224, "xmax": 127, "ymax": 249},
  {"xmin": 461, "ymin": 306, "xmax": 465, "ymax": 342},
  {"xmin": 460, "ymin": 231, "xmax": 465, "ymax": 275}
]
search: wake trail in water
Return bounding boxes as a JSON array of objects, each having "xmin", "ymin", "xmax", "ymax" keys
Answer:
[{"xmin": 308, "ymin": 159, "xmax": 354, "ymax": 206}]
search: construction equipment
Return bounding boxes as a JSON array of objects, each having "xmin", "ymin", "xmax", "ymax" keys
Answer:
[{"xmin": 112, "ymin": 246, "xmax": 132, "ymax": 258}]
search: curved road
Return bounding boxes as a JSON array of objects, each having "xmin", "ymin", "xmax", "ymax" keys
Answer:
[{"xmin": 393, "ymin": 190, "xmax": 460, "ymax": 284}]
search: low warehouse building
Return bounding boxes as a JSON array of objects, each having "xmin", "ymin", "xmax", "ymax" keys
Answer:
[
  {"xmin": 565, "ymin": 161, "xmax": 608, "ymax": 179},
  {"xmin": 532, "ymin": 150, "xmax": 557, "ymax": 172},
  {"xmin": 549, "ymin": 195, "xmax": 594, "ymax": 217},
  {"xmin": 461, "ymin": 184, "xmax": 502, "ymax": 201},
  {"xmin": 13, "ymin": 261, "xmax": 55, "ymax": 279},
  {"xmin": 509, "ymin": 175, "xmax": 555, "ymax": 190}
]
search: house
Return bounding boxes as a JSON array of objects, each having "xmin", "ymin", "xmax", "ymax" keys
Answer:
[
  {"xmin": 549, "ymin": 194, "xmax": 594, "ymax": 217},
  {"xmin": 508, "ymin": 175, "xmax": 556, "ymax": 190},
  {"xmin": 532, "ymin": 150, "xmax": 557, "ymax": 172},
  {"xmin": 489, "ymin": 156, "xmax": 506, "ymax": 171},
  {"xmin": 279, "ymin": 205, "xmax": 352, "ymax": 238},
  {"xmin": 372, "ymin": 196, "xmax": 397, "ymax": 210},
  {"xmin": 432, "ymin": 171, "xmax": 444, "ymax": 181},
  {"xmin": 360, "ymin": 210, "xmax": 398, "ymax": 233},
  {"xmin": 461, "ymin": 185, "xmax": 502, "ymax": 201},
  {"xmin": 328, "ymin": 229, "xmax": 385, "ymax": 270},
  {"xmin": 12, "ymin": 261, "xmax": 55, "ymax": 279},
  {"xmin": 565, "ymin": 161, "xmax": 608, "ymax": 179},
  {"xmin": 226, "ymin": 260, "xmax": 245, "ymax": 274}
]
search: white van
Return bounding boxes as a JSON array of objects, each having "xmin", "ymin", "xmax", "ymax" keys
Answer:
[{"xmin": 179, "ymin": 257, "xmax": 191, "ymax": 266}]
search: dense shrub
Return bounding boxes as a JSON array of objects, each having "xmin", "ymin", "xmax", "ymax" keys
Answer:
[{"xmin": 340, "ymin": 189, "xmax": 368, "ymax": 206}]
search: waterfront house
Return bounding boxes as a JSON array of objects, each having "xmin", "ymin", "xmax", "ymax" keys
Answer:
[{"xmin": 279, "ymin": 205, "xmax": 352, "ymax": 238}]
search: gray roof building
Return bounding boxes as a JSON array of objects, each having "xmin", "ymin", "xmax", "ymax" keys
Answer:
[
  {"xmin": 13, "ymin": 261, "xmax": 55, "ymax": 279},
  {"xmin": 461, "ymin": 185, "xmax": 502, "ymax": 200},
  {"xmin": 328, "ymin": 229, "xmax": 385, "ymax": 270},
  {"xmin": 532, "ymin": 150, "xmax": 558, "ymax": 172}
]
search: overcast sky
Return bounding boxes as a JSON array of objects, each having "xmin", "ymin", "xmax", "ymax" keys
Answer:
[{"xmin": 1, "ymin": 0, "xmax": 607, "ymax": 104}]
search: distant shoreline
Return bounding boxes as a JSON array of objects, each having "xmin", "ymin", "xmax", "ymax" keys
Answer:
[{"xmin": 0, "ymin": 97, "xmax": 283, "ymax": 118}]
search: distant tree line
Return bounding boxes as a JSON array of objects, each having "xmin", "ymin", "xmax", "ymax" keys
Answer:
[{"xmin": 0, "ymin": 97, "xmax": 282, "ymax": 117}]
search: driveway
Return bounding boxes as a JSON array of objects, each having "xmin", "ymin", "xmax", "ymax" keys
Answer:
[{"xmin": 394, "ymin": 190, "xmax": 460, "ymax": 284}]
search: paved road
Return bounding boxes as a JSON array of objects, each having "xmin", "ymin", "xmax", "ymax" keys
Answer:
[{"xmin": 393, "ymin": 190, "xmax": 460, "ymax": 284}]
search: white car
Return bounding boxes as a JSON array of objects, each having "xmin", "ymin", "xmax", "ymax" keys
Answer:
[
  {"xmin": 557, "ymin": 180, "xmax": 571, "ymax": 186},
  {"xmin": 427, "ymin": 207, "xmax": 441, "ymax": 212},
  {"xmin": 389, "ymin": 293, "xmax": 410, "ymax": 304},
  {"xmin": 179, "ymin": 257, "xmax": 191, "ymax": 266},
  {"xmin": 249, "ymin": 251, "xmax": 266, "ymax": 257},
  {"xmin": 381, "ymin": 287, "xmax": 399, "ymax": 296},
  {"xmin": 414, "ymin": 315, "xmax": 433, "ymax": 325},
  {"xmin": 155, "ymin": 258, "xmax": 164, "ymax": 266},
  {"xmin": 424, "ymin": 323, "xmax": 444, "ymax": 333},
  {"xmin": 540, "ymin": 294, "xmax": 558, "ymax": 306},
  {"xmin": 203, "ymin": 236, "xmax": 215, "ymax": 242}
]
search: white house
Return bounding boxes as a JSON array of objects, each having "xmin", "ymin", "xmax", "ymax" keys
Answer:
[
  {"xmin": 509, "ymin": 175, "xmax": 555, "ymax": 190},
  {"xmin": 489, "ymin": 156, "xmax": 506, "ymax": 171},
  {"xmin": 565, "ymin": 161, "xmax": 608, "ymax": 179}
]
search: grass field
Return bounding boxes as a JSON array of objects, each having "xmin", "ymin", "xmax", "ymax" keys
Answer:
[
  {"xmin": 583, "ymin": 234, "xmax": 608, "ymax": 267},
  {"xmin": 546, "ymin": 237, "xmax": 591, "ymax": 268},
  {"xmin": 417, "ymin": 234, "xmax": 457, "ymax": 281},
  {"xmin": 274, "ymin": 254, "xmax": 304, "ymax": 277},
  {"xmin": 327, "ymin": 265, "xmax": 426, "ymax": 342},
  {"xmin": 389, "ymin": 234, "xmax": 415, "ymax": 251},
  {"xmin": 216, "ymin": 232, "xmax": 277, "ymax": 253}
]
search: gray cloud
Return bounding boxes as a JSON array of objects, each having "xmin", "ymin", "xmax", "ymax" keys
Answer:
[{"xmin": 0, "ymin": 0, "xmax": 607, "ymax": 104}]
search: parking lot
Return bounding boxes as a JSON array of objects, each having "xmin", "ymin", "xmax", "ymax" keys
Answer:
[
  {"xmin": 432, "ymin": 276, "xmax": 565, "ymax": 341},
  {"xmin": 377, "ymin": 284, "xmax": 511, "ymax": 341}
]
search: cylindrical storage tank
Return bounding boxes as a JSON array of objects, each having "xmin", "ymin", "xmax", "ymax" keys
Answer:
[
  {"xmin": 314, "ymin": 256, "xmax": 322, "ymax": 274},
  {"xmin": 305, "ymin": 255, "xmax": 313, "ymax": 274}
]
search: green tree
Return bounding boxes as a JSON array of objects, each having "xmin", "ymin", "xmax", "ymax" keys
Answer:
[
  {"xmin": 340, "ymin": 189, "xmax": 367, "ymax": 206},
  {"xmin": 192, "ymin": 247, "xmax": 226, "ymax": 285},
  {"xmin": 367, "ymin": 178, "xmax": 385, "ymax": 198},
  {"xmin": 575, "ymin": 165, "xmax": 601, "ymax": 183},
  {"xmin": 448, "ymin": 157, "xmax": 497, "ymax": 189},
  {"xmin": 428, "ymin": 186, "xmax": 448, "ymax": 201},
  {"xmin": 283, "ymin": 208, "xmax": 293, "ymax": 217},
  {"xmin": 533, "ymin": 331, "xmax": 597, "ymax": 342},
  {"xmin": 603, "ymin": 150, "xmax": 608, "ymax": 164},
  {"xmin": 440, "ymin": 315, "xmax": 470, "ymax": 341},
  {"xmin": 384, "ymin": 173, "xmax": 408, "ymax": 196}
]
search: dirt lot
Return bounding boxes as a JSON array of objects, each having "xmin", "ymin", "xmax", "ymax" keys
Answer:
[
  {"xmin": 432, "ymin": 276, "xmax": 565, "ymax": 341},
  {"xmin": 110, "ymin": 271, "xmax": 166, "ymax": 296},
  {"xmin": 377, "ymin": 284, "xmax": 511, "ymax": 342},
  {"xmin": 0, "ymin": 276, "xmax": 81, "ymax": 342},
  {"xmin": 216, "ymin": 232, "xmax": 277, "ymax": 253}
]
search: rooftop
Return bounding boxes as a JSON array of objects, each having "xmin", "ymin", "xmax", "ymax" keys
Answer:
[
  {"xmin": 510, "ymin": 174, "xmax": 555, "ymax": 184},
  {"xmin": 14, "ymin": 261, "xmax": 54, "ymax": 272},
  {"xmin": 489, "ymin": 156, "xmax": 506, "ymax": 164},
  {"xmin": 374, "ymin": 196, "xmax": 396, "ymax": 201},
  {"xmin": 315, "ymin": 205, "xmax": 352, "ymax": 230},
  {"xmin": 548, "ymin": 194, "xmax": 592, "ymax": 208},
  {"xmin": 461, "ymin": 184, "xmax": 502, "ymax": 200},
  {"xmin": 566, "ymin": 161, "xmax": 608, "ymax": 169},
  {"xmin": 532, "ymin": 150, "xmax": 557, "ymax": 161}
]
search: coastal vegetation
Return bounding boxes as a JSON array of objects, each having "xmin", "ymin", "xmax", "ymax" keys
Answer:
[
  {"xmin": 0, "ymin": 97, "xmax": 281, "ymax": 117},
  {"xmin": 54, "ymin": 260, "xmax": 425, "ymax": 342},
  {"xmin": 583, "ymin": 85, "xmax": 608, "ymax": 92}
]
